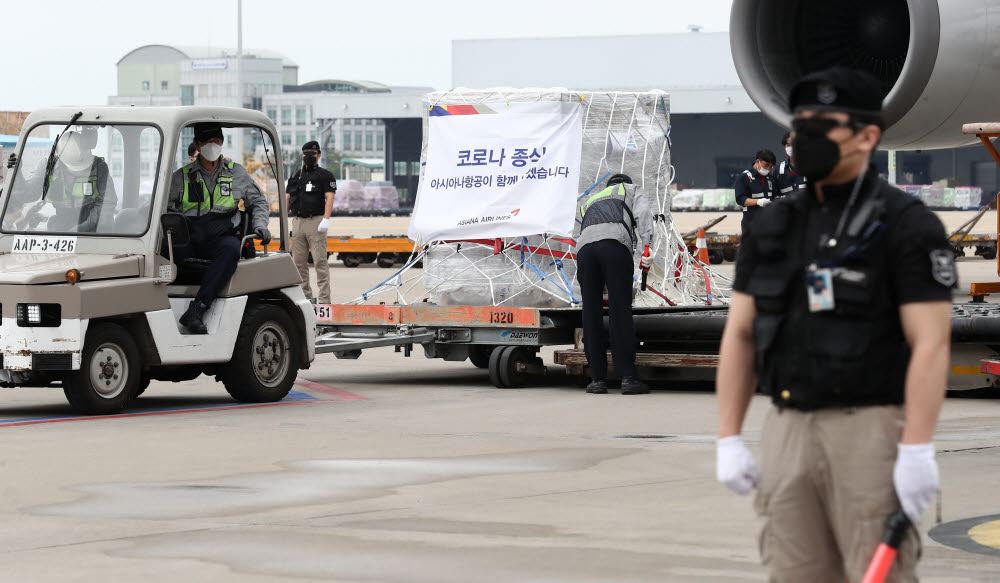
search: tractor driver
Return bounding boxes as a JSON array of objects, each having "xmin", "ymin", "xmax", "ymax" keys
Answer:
[{"xmin": 167, "ymin": 122, "xmax": 271, "ymax": 334}]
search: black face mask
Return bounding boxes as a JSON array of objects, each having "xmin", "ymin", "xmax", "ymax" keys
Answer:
[
  {"xmin": 303, "ymin": 153, "xmax": 318, "ymax": 168},
  {"xmin": 791, "ymin": 132, "xmax": 841, "ymax": 181}
]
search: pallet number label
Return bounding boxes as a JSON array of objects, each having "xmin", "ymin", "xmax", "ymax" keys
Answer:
[
  {"xmin": 489, "ymin": 311, "xmax": 514, "ymax": 324},
  {"xmin": 315, "ymin": 305, "xmax": 333, "ymax": 322},
  {"xmin": 11, "ymin": 235, "xmax": 77, "ymax": 254}
]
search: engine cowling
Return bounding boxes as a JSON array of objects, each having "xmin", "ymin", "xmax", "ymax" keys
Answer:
[{"xmin": 730, "ymin": 0, "xmax": 1000, "ymax": 150}]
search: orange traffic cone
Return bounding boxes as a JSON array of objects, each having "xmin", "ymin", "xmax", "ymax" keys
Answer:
[{"xmin": 696, "ymin": 228, "xmax": 710, "ymax": 264}]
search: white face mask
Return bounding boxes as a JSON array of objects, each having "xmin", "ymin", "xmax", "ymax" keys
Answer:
[
  {"xmin": 199, "ymin": 142, "xmax": 222, "ymax": 162},
  {"xmin": 56, "ymin": 133, "xmax": 94, "ymax": 171},
  {"xmin": 757, "ymin": 167, "xmax": 770, "ymax": 177},
  {"xmin": 785, "ymin": 146, "xmax": 793, "ymax": 158}
]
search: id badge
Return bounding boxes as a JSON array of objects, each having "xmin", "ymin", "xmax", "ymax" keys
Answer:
[
  {"xmin": 82, "ymin": 183, "xmax": 93, "ymax": 197},
  {"xmin": 305, "ymin": 182, "xmax": 314, "ymax": 192},
  {"xmin": 806, "ymin": 264, "xmax": 835, "ymax": 312},
  {"xmin": 220, "ymin": 182, "xmax": 232, "ymax": 197}
]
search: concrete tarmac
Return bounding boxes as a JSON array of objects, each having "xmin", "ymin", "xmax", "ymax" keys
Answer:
[{"xmin": 3, "ymin": 212, "xmax": 1000, "ymax": 581}]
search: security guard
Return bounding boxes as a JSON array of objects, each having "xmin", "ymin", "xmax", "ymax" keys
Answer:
[
  {"xmin": 734, "ymin": 149, "xmax": 777, "ymax": 236},
  {"xmin": 775, "ymin": 131, "xmax": 807, "ymax": 197},
  {"xmin": 168, "ymin": 122, "xmax": 271, "ymax": 334},
  {"xmin": 286, "ymin": 140, "xmax": 337, "ymax": 304},
  {"xmin": 716, "ymin": 67, "xmax": 954, "ymax": 583},
  {"xmin": 577, "ymin": 173, "xmax": 654, "ymax": 395}
]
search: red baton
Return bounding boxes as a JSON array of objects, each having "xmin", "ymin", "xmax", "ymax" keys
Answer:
[
  {"xmin": 860, "ymin": 509, "xmax": 911, "ymax": 583},
  {"xmin": 640, "ymin": 244, "xmax": 651, "ymax": 291}
]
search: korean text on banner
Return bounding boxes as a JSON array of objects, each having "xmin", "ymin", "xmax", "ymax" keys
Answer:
[{"xmin": 408, "ymin": 102, "xmax": 583, "ymax": 241}]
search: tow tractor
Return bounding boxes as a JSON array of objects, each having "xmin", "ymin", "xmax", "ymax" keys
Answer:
[{"xmin": 0, "ymin": 107, "xmax": 315, "ymax": 414}]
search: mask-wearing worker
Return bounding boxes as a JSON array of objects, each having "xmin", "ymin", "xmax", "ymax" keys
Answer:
[
  {"xmin": 734, "ymin": 149, "xmax": 777, "ymax": 236},
  {"xmin": 716, "ymin": 66, "xmax": 955, "ymax": 583},
  {"xmin": 775, "ymin": 131, "xmax": 807, "ymax": 198},
  {"xmin": 167, "ymin": 122, "xmax": 272, "ymax": 334},
  {"xmin": 286, "ymin": 140, "xmax": 337, "ymax": 304}
]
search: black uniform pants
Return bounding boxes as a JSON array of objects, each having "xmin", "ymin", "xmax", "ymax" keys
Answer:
[
  {"xmin": 577, "ymin": 239, "xmax": 637, "ymax": 380},
  {"xmin": 173, "ymin": 214, "xmax": 241, "ymax": 307}
]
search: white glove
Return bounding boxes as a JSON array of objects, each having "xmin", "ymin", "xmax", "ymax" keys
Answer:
[
  {"xmin": 317, "ymin": 218, "xmax": 330, "ymax": 232},
  {"xmin": 716, "ymin": 435, "xmax": 760, "ymax": 495},
  {"xmin": 893, "ymin": 443, "xmax": 939, "ymax": 523},
  {"xmin": 756, "ymin": 198, "xmax": 772, "ymax": 208},
  {"xmin": 639, "ymin": 254, "xmax": 653, "ymax": 270}
]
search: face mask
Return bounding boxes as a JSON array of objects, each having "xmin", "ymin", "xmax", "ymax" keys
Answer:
[
  {"xmin": 757, "ymin": 166, "xmax": 770, "ymax": 177},
  {"xmin": 791, "ymin": 132, "xmax": 841, "ymax": 181},
  {"xmin": 303, "ymin": 153, "xmax": 317, "ymax": 167},
  {"xmin": 785, "ymin": 146, "xmax": 793, "ymax": 158},
  {"xmin": 56, "ymin": 134, "xmax": 93, "ymax": 171},
  {"xmin": 199, "ymin": 142, "xmax": 222, "ymax": 162}
]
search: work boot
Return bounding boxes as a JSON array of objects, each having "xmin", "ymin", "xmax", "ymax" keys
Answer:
[
  {"xmin": 586, "ymin": 379, "xmax": 608, "ymax": 394},
  {"xmin": 179, "ymin": 299, "xmax": 210, "ymax": 334},
  {"xmin": 621, "ymin": 376, "xmax": 651, "ymax": 395}
]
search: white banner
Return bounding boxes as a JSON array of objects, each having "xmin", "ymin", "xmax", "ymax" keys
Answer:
[{"xmin": 408, "ymin": 101, "xmax": 582, "ymax": 241}]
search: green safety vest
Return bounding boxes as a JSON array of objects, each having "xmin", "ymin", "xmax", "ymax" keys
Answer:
[
  {"xmin": 181, "ymin": 160, "xmax": 237, "ymax": 215},
  {"xmin": 579, "ymin": 183, "xmax": 637, "ymax": 246},
  {"xmin": 580, "ymin": 184, "xmax": 626, "ymax": 218},
  {"xmin": 47, "ymin": 158, "xmax": 102, "ymax": 202}
]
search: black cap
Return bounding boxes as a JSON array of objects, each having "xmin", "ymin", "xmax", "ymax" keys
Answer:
[
  {"xmin": 193, "ymin": 122, "xmax": 224, "ymax": 142},
  {"xmin": 788, "ymin": 67, "xmax": 884, "ymax": 118},
  {"xmin": 302, "ymin": 140, "xmax": 321, "ymax": 152},
  {"xmin": 607, "ymin": 173, "xmax": 632, "ymax": 186}
]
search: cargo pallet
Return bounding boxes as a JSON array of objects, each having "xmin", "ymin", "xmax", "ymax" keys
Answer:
[{"xmin": 312, "ymin": 303, "xmax": 729, "ymax": 388}]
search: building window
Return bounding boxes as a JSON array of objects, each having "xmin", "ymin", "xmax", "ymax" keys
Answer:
[
  {"xmin": 142, "ymin": 80, "xmax": 150, "ymax": 91},
  {"xmin": 181, "ymin": 85, "xmax": 194, "ymax": 105},
  {"xmin": 354, "ymin": 133, "xmax": 362, "ymax": 151},
  {"xmin": 365, "ymin": 134, "xmax": 373, "ymax": 151},
  {"xmin": 281, "ymin": 106, "xmax": 292, "ymax": 125},
  {"xmin": 376, "ymin": 134, "xmax": 384, "ymax": 150},
  {"xmin": 411, "ymin": 161, "xmax": 420, "ymax": 175},
  {"xmin": 282, "ymin": 133, "xmax": 292, "ymax": 146},
  {"xmin": 161, "ymin": 80, "xmax": 168, "ymax": 91},
  {"xmin": 267, "ymin": 108, "xmax": 277, "ymax": 121},
  {"xmin": 394, "ymin": 161, "xmax": 408, "ymax": 176},
  {"xmin": 296, "ymin": 107, "xmax": 307, "ymax": 125},
  {"xmin": 342, "ymin": 131, "xmax": 351, "ymax": 150}
]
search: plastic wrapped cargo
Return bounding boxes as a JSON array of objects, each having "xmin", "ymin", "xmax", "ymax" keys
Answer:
[
  {"xmin": 363, "ymin": 183, "xmax": 400, "ymax": 209},
  {"xmin": 409, "ymin": 88, "xmax": 701, "ymax": 308},
  {"xmin": 942, "ymin": 187, "xmax": 955, "ymax": 208},
  {"xmin": 332, "ymin": 179, "xmax": 368, "ymax": 210},
  {"xmin": 920, "ymin": 185, "xmax": 944, "ymax": 208},
  {"xmin": 671, "ymin": 189, "xmax": 703, "ymax": 209},
  {"xmin": 423, "ymin": 238, "xmax": 580, "ymax": 308},
  {"xmin": 720, "ymin": 189, "xmax": 737, "ymax": 208}
]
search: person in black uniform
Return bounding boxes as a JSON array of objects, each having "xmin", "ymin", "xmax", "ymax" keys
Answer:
[
  {"xmin": 734, "ymin": 149, "xmax": 777, "ymax": 236},
  {"xmin": 716, "ymin": 67, "xmax": 955, "ymax": 582},
  {"xmin": 286, "ymin": 140, "xmax": 337, "ymax": 304},
  {"xmin": 775, "ymin": 131, "xmax": 807, "ymax": 197}
]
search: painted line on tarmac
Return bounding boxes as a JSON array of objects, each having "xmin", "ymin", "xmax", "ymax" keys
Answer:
[
  {"xmin": 0, "ymin": 379, "xmax": 365, "ymax": 428},
  {"xmin": 293, "ymin": 377, "xmax": 368, "ymax": 400},
  {"xmin": 929, "ymin": 513, "xmax": 1000, "ymax": 557}
]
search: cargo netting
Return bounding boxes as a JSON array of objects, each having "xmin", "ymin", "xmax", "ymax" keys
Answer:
[{"xmin": 350, "ymin": 88, "xmax": 731, "ymax": 307}]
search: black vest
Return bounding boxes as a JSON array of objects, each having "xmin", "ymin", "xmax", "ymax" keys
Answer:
[
  {"xmin": 744, "ymin": 176, "xmax": 921, "ymax": 410},
  {"xmin": 288, "ymin": 166, "xmax": 333, "ymax": 217}
]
